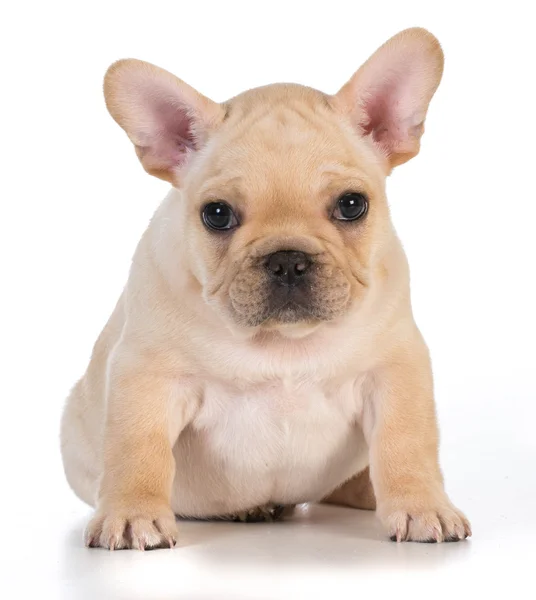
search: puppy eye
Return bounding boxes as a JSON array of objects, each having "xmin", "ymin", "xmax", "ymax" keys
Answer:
[
  {"xmin": 333, "ymin": 192, "xmax": 368, "ymax": 222},
  {"xmin": 202, "ymin": 202, "xmax": 239, "ymax": 231}
]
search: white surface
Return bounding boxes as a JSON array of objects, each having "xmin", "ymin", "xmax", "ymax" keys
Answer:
[
  {"xmin": 5, "ymin": 498, "xmax": 536, "ymax": 599},
  {"xmin": 1, "ymin": 1, "xmax": 535, "ymax": 598}
]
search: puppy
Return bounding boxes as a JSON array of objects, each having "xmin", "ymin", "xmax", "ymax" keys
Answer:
[{"xmin": 61, "ymin": 27, "xmax": 471, "ymax": 549}]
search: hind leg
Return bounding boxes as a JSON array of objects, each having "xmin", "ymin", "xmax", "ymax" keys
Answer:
[
  {"xmin": 322, "ymin": 466, "xmax": 376, "ymax": 510},
  {"xmin": 61, "ymin": 381, "xmax": 100, "ymax": 508}
]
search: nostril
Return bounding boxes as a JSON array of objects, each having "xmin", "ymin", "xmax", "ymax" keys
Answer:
[
  {"xmin": 267, "ymin": 253, "xmax": 288, "ymax": 276},
  {"xmin": 294, "ymin": 260, "xmax": 308, "ymax": 275}
]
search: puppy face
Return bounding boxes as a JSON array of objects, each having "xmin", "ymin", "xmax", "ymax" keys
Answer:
[
  {"xmin": 104, "ymin": 28, "xmax": 443, "ymax": 334},
  {"xmin": 183, "ymin": 85, "xmax": 389, "ymax": 330}
]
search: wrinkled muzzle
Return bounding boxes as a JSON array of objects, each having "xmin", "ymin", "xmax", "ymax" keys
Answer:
[{"xmin": 229, "ymin": 246, "xmax": 351, "ymax": 327}]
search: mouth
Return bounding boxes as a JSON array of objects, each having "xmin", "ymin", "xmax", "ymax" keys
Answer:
[
  {"xmin": 268, "ymin": 301, "xmax": 315, "ymax": 324},
  {"xmin": 259, "ymin": 299, "xmax": 323, "ymax": 339},
  {"xmin": 265, "ymin": 285, "xmax": 318, "ymax": 324}
]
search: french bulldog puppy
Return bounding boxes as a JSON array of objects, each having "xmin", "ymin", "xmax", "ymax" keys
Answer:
[{"xmin": 61, "ymin": 28, "xmax": 471, "ymax": 549}]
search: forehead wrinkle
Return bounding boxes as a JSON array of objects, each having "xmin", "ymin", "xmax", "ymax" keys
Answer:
[
  {"xmin": 255, "ymin": 103, "xmax": 335, "ymax": 142},
  {"xmin": 197, "ymin": 175, "xmax": 243, "ymax": 196},
  {"xmin": 317, "ymin": 168, "xmax": 374, "ymax": 194},
  {"xmin": 227, "ymin": 104, "xmax": 276, "ymax": 138},
  {"xmin": 196, "ymin": 176, "xmax": 247, "ymax": 208},
  {"xmin": 223, "ymin": 95, "xmax": 334, "ymax": 150}
]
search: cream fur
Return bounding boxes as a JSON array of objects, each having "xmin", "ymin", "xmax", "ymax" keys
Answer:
[{"xmin": 61, "ymin": 28, "xmax": 471, "ymax": 550}]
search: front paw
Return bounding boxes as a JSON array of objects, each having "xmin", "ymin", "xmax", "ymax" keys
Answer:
[
  {"xmin": 85, "ymin": 498, "xmax": 178, "ymax": 550},
  {"xmin": 378, "ymin": 493, "xmax": 471, "ymax": 543}
]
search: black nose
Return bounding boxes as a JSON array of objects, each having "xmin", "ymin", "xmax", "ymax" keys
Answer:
[{"xmin": 266, "ymin": 250, "xmax": 311, "ymax": 286}]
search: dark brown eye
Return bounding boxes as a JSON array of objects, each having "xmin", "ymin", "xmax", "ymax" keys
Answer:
[
  {"xmin": 202, "ymin": 202, "xmax": 239, "ymax": 231},
  {"xmin": 333, "ymin": 193, "xmax": 368, "ymax": 221}
]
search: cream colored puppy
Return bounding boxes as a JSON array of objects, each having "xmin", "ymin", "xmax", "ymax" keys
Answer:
[{"xmin": 61, "ymin": 28, "xmax": 471, "ymax": 550}]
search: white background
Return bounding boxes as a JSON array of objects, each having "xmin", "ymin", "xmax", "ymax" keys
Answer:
[{"xmin": 1, "ymin": 1, "xmax": 535, "ymax": 598}]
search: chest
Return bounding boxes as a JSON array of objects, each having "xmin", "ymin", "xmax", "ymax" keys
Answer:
[{"xmin": 191, "ymin": 377, "xmax": 364, "ymax": 471}]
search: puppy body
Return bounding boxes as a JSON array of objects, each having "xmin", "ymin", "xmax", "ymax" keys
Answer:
[
  {"xmin": 61, "ymin": 29, "xmax": 471, "ymax": 548},
  {"xmin": 62, "ymin": 185, "xmax": 404, "ymax": 516}
]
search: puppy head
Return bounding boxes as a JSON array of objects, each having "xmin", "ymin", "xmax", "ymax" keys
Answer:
[{"xmin": 104, "ymin": 28, "xmax": 443, "ymax": 336}]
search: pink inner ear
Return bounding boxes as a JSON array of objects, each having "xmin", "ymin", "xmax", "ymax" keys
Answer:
[
  {"xmin": 136, "ymin": 94, "xmax": 197, "ymax": 171},
  {"xmin": 361, "ymin": 79, "xmax": 398, "ymax": 139},
  {"xmin": 356, "ymin": 49, "xmax": 431, "ymax": 158},
  {"xmin": 361, "ymin": 71, "xmax": 420, "ymax": 153}
]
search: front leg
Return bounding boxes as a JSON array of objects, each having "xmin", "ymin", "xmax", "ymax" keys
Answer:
[
  {"xmin": 367, "ymin": 336, "xmax": 471, "ymax": 543},
  {"xmin": 85, "ymin": 353, "xmax": 198, "ymax": 550}
]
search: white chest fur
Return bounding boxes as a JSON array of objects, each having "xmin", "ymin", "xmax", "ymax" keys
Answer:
[{"xmin": 188, "ymin": 376, "xmax": 369, "ymax": 504}]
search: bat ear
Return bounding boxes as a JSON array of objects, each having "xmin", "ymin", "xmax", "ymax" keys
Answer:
[
  {"xmin": 104, "ymin": 59, "xmax": 225, "ymax": 183},
  {"xmin": 335, "ymin": 28, "xmax": 444, "ymax": 169}
]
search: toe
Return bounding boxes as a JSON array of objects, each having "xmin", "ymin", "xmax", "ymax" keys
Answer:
[
  {"xmin": 407, "ymin": 512, "xmax": 444, "ymax": 542},
  {"xmin": 129, "ymin": 518, "xmax": 163, "ymax": 549},
  {"xmin": 438, "ymin": 508, "xmax": 471, "ymax": 542},
  {"xmin": 154, "ymin": 515, "xmax": 179, "ymax": 547},
  {"xmin": 100, "ymin": 518, "xmax": 129, "ymax": 550},
  {"xmin": 386, "ymin": 511, "xmax": 409, "ymax": 542}
]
